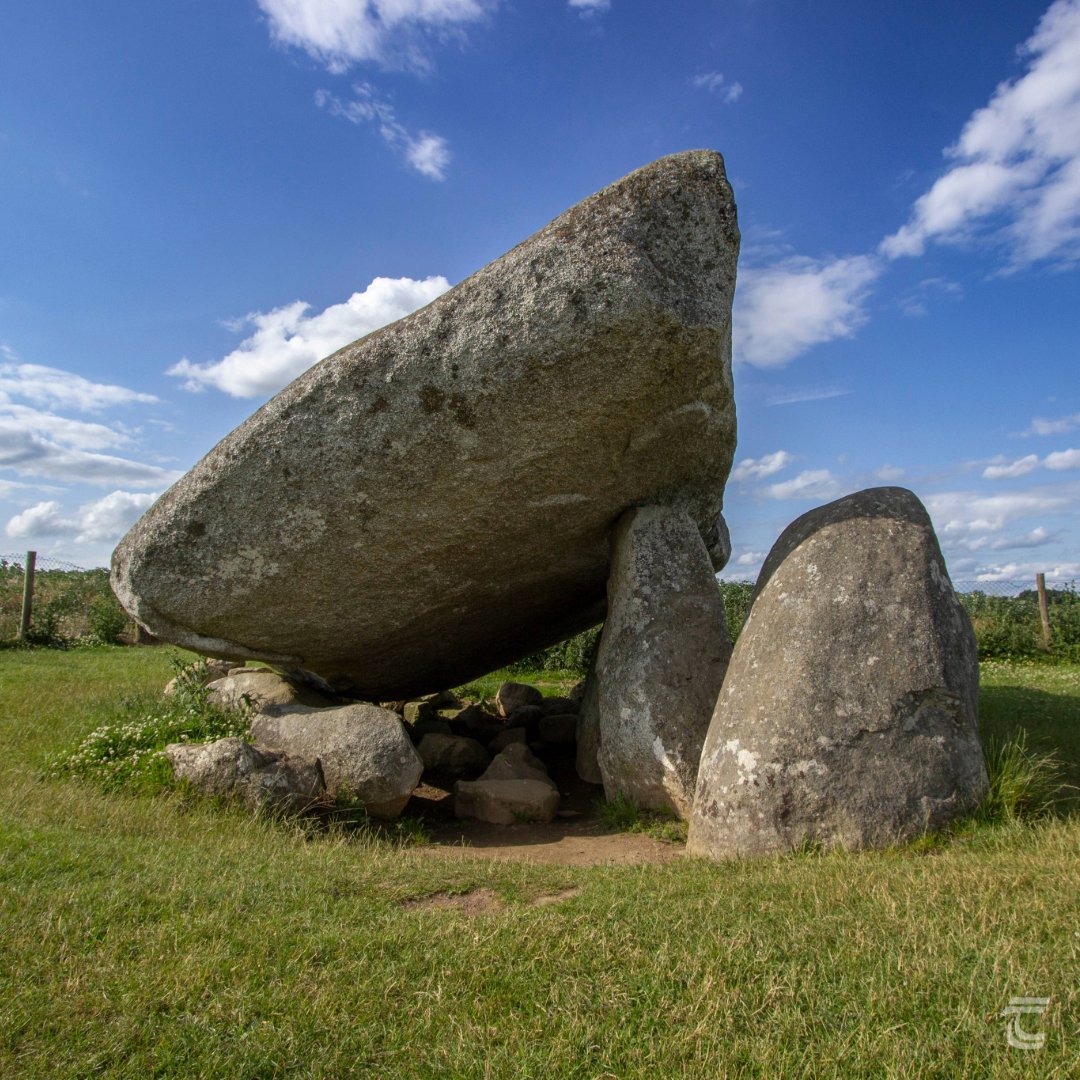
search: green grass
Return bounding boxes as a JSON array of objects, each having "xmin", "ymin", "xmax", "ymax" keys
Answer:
[
  {"xmin": 454, "ymin": 666, "xmax": 580, "ymax": 702},
  {"xmin": 2, "ymin": 648, "xmax": 1079, "ymax": 1077}
]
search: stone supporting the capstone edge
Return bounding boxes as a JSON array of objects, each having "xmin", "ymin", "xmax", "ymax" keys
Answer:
[{"xmin": 596, "ymin": 505, "xmax": 733, "ymax": 819}]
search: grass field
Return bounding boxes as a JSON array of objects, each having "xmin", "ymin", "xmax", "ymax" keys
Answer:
[{"xmin": 1, "ymin": 646, "xmax": 1077, "ymax": 1078}]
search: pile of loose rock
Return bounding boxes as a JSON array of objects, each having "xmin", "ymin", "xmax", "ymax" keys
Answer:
[{"xmin": 165, "ymin": 672, "xmax": 584, "ymax": 825}]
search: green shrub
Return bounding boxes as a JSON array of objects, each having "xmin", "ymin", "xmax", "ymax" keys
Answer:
[
  {"xmin": 2, "ymin": 565, "xmax": 132, "ymax": 646},
  {"xmin": 48, "ymin": 659, "xmax": 251, "ymax": 793},
  {"xmin": 508, "ymin": 625, "xmax": 601, "ymax": 677},
  {"xmin": 959, "ymin": 583, "xmax": 1080, "ymax": 662},
  {"xmin": 717, "ymin": 579, "xmax": 755, "ymax": 644}
]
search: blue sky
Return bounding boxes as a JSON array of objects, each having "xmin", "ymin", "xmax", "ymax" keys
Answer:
[{"xmin": 2, "ymin": 0, "xmax": 1079, "ymax": 587}]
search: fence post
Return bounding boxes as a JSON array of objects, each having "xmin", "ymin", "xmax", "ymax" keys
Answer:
[
  {"xmin": 1036, "ymin": 572, "xmax": 1051, "ymax": 649},
  {"xmin": 18, "ymin": 550, "xmax": 36, "ymax": 641}
]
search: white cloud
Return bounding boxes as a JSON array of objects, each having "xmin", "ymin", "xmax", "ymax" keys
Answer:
[
  {"xmin": 881, "ymin": 0, "xmax": 1080, "ymax": 269},
  {"xmin": 980, "ymin": 448, "xmax": 1080, "ymax": 476},
  {"xmin": 989, "ymin": 526, "xmax": 1055, "ymax": 550},
  {"xmin": 691, "ymin": 72, "xmax": 743, "ymax": 104},
  {"xmin": 0, "ymin": 405, "xmax": 132, "ymax": 453},
  {"xmin": 1026, "ymin": 411, "xmax": 1080, "ymax": 435},
  {"xmin": 765, "ymin": 469, "xmax": 840, "ymax": 501},
  {"xmin": 0, "ymin": 405, "xmax": 177, "ymax": 488},
  {"xmin": 5, "ymin": 490, "xmax": 158, "ymax": 544},
  {"xmin": 974, "ymin": 560, "xmax": 1080, "ymax": 583},
  {"xmin": 983, "ymin": 453, "xmax": 1040, "ymax": 479},
  {"xmin": 731, "ymin": 450, "xmax": 792, "ymax": 482},
  {"xmin": 569, "ymin": 0, "xmax": 611, "ymax": 11},
  {"xmin": 0, "ymin": 435, "xmax": 178, "ymax": 487},
  {"xmin": 925, "ymin": 489, "xmax": 1069, "ymax": 538},
  {"xmin": 403, "ymin": 132, "xmax": 451, "ymax": 180},
  {"xmin": 876, "ymin": 464, "xmax": 906, "ymax": 481},
  {"xmin": 1045, "ymin": 447, "xmax": 1080, "ymax": 469},
  {"xmin": 315, "ymin": 85, "xmax": 452, "ymax": 179},
  {"xmin": 766, "ymin": 387, "xmax": 850, "ymax": 406},
  {"xmin": 257, "ymin": 0, "xmax": 496, "ymax": 73},
  {"xmin": 169, "ymin": 275, "xmax": 451, "ymax": 398},
  {"xmin": 0, "ymin": 354, "xmax": 158, "ymax": 412},
  {"xmin": 733, "ymin": 255, "xmax": 881, "ymax": 367},
  {"xmin": 735, "ymin": 550, "xmax": 765, "ymax": 566},
  {"xmin": 4, "ymin": 501, "xmax": 66, "ymax": 539}
]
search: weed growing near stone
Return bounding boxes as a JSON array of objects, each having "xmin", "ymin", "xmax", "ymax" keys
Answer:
[
  {"xmin": 598, "ymin": 791, "xmax": 688, "ymax": 843},
  {"xmin": 979, "ymin": 730, "xmax": 1070, "ymax": 823},
  {"xmin": 47, "ymin": 658, "xmax": 250, "ymax": 793}
]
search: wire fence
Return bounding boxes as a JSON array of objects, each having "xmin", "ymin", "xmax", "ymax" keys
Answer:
[
  {"xmin": 2, "ymin": 550, "xmax": 1077, "ymax": 661},
  {"xmin": 0, "ymin": 552, "xmax": 132, "ymax": 645}
]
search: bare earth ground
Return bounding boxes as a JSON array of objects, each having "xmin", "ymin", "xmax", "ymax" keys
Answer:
[{"xmin": 402, "ymin": 745, "xmax": 685, "ymax": 867}]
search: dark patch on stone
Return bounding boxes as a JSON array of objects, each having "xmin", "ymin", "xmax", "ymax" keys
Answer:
[{"xmin": 418, "ymin": 385, "xmax": 446, "ymax": 413}]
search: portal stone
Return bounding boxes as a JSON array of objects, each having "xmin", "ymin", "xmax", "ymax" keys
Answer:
[{"xmin": 688, "ymin": 487, "xmax": 988, "ymax": 858}]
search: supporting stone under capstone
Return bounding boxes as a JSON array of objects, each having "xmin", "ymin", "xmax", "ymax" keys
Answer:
[
  {"xmin": 595, "ymin": 504, "xmax": 733, "ymax": 819},
  {"xmin": 688, "ymin": 486, "xmax": 989, "ymax": 859}
]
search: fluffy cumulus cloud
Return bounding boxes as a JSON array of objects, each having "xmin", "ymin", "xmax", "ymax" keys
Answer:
[
  {"xmin": 924, "ymin": 489, "xmax": 1069, "ymax": 539},
  {"xmin": 5, "ymin": 490, "xmax": 158, "ymax": 544},
  {"xmin": 691, "ymin": 71, "xmax": 743, "ymax": 104},
  {"xmin": 881, "ymin": 0, "xmax": 1080, "ymax": 269},
  {"xmin": 735, "ymin": 550, "xmax": 765, "ymax": 566},
  {"xmin": 765, "ymin": 469, "xmax": 841, "ymax": 501},
  {"xmin": 257, "ymin": 0, "xmax": 496, "ymax": 73},
  {"xmin": 973, "ymin": 560, "xmax": 1080, "ymax": 583},
  {"xmin": 169, "ymin": 275, "xmax": 451, "ymax": 398},
  {"xmin": 733, "ymin": 255, "xmax": 881, "ymax": 368},
  {"xmin": 982, "ymin": 448, "xmax": 1080, "ymax": 477},
  {"xmin": 1045, "ymin": 447, "xmax": 1080, "ymax": 469},
  {"xmin": 983, "ymin": 454, "xmax": 1040, "ymax": 479},
  {"xmin": 315, "ymin": 85, "xmax": 450, "ymax": 179},
  {"xmin": 730, "ymin": 450, "xmax": 792, "ymax": 483}
]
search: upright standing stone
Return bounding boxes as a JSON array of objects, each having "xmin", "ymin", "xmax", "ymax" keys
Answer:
[
  {"xmin": 596, "ymin": 505, "xmax": 733, "ymax": 818},
  {"xmin": 111, "ymin": 150, "xmax": 739, "ymax": 701},
  {"xmin": 688, "ymin": 487, "xmax": 988, "ymax": 859}
]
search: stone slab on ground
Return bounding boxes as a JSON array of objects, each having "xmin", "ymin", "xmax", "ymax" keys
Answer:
[{"xmin": 454, "ymin": 779, "xmax": 561, "ymax": 825}]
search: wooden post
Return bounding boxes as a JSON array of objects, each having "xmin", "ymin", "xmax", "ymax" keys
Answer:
[
  {"xmin": 1036, "ymin": 573, "xmax": 1051, "ymax": 649},
  {"xmin": 18, "ymin": 550, "xmax": 36, "ymax": 641}
]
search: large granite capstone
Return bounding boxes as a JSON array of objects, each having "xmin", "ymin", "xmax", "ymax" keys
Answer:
[{"xmin": 112, "ymin": 150, "xmax": 739, "ymax": 699}]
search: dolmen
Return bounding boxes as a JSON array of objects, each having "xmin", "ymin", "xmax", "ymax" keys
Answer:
[{"xmin": 113, "ymin": 148, "xmax": 989, "ymax": 856}]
